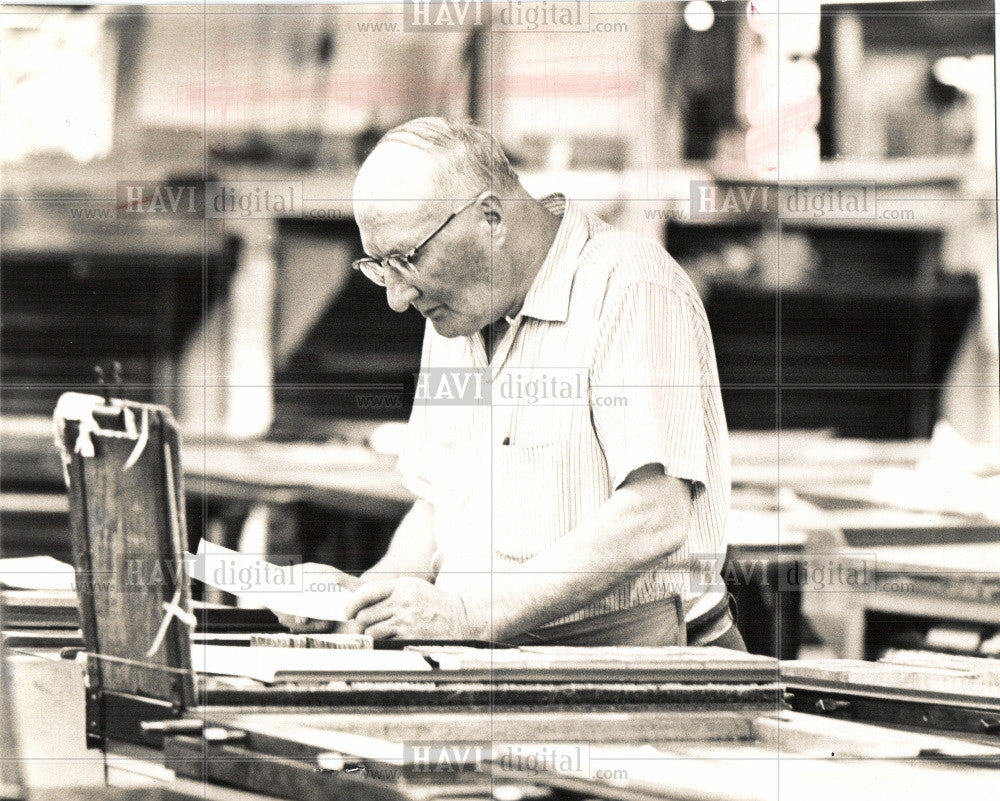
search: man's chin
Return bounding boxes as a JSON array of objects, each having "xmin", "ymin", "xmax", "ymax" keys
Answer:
[{"xmin": 430, "ymin": 314, "xmax": 473, "ymax": 339}]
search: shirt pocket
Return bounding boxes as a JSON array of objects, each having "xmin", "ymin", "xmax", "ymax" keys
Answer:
[{"xmin": 490, "ymin": 440, "xmax": 574, "ymax": 562}]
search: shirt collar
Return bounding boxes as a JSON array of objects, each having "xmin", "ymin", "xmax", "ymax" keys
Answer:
[{"xmin": 512, "ymin": 193, "xmax": 589, "ymax": 324}]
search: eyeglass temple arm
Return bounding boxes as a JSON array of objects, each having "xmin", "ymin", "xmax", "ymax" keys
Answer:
[{"xmin": 407, "ymin": 195, "xmax": 484, "ymax": 257}]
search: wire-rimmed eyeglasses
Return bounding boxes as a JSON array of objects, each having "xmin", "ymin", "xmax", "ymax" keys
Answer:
[{"xmin": 352, "ymin": 192, "xmax": 486, "ymax": 287}]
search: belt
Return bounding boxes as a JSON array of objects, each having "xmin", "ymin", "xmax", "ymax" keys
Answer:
[{"xmin": 685, "ymin": 592, "xmax": 734, "ymax": 646}]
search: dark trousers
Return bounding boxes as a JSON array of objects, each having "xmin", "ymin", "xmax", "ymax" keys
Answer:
[
  {"xmin": 514, "ymin": 597, "xmax": 685, "ymax": 646},
  {"xmin": 513, "ymin": 594, "xmax": 748, "ymax": 649}
]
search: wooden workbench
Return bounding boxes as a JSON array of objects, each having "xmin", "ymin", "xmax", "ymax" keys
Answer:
[
  {"xmin": 7, "ymin": 415, "xmax": 997, "ymax": 659},
  {"xmin": 184, "ymin": 439, "xmax": 412, "ymax": 521}
]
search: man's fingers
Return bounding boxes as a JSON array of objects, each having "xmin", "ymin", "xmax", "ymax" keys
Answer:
[
  {"xmin": 336, "ymin": 619, "xmax": 364, "ymax": 635},
  {"xmin": 279, "ymin": 614, "xmax": 335, "ymax": 633},
  {"xmin": 364, "ymin": 620, "xmax": 400, "ymax": 640},
  {"xmin": 275, "ymin": 612, "xmax": 299, "ymax": 630},
  {"xmin": 353, "ymin": 600, "xmax": 395, "ymax": 631},
  {"xmin": 343, "ymin": 579, "xmax": 396, "ymax": 619}
]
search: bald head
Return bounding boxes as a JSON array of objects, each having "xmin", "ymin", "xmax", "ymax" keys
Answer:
[
  {"xmin": 353, "ymin": 141, "xmax": 447, "ymax": 254},
  {"xmin": 355, "ymin": 117, "xmax": 519, "ymax": 202},
  {"xmin": 352, "ymin": 117, "xmax": 524, "ymax": 271},
  {"xmin": 349, "ymin": 117, "xmax": 560, "ymax": 340},
  {"xmin": 354, "ymin": 140, "xmax": 442, "ymax": 203}
]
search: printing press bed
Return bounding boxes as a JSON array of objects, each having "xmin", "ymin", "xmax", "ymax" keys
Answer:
[
  {"xmin": 9, "ymin": 634, "xmax": 1000, "ymax": 801},
  {"xmin": 103, "ymin": 643, "xmax": 781, "ymax": 743},
  {"xmin": 148, "ymin": 646, "xmax": 1000, "ymax": 801},
  {"xmin": 68, "ymin": 641, "xmax": 998, "ymax": 801}
]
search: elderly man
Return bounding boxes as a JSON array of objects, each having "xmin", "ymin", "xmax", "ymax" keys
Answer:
[{"xmin": 327, "ymin": 117, "xmax": 742, "ymax": 648}]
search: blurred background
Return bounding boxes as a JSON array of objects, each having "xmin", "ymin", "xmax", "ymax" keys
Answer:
[{"xmin": 1, "ymin": 1, "xmax": 998, "ymax": 668}]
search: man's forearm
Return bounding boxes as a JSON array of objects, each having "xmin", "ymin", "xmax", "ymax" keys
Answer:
[
  {"xmin": 460, "ymin": 469, "xmax": 691, "ymax": 641},
  {"xmin": 360, "ymin": 498, "xmax": 437, "ymax": 583}
]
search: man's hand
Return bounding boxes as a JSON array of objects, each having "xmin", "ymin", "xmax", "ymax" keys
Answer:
[
  {"xmin": 276, "ymin": 562, "xmax": 362, "ymax": 633},
  {"xmin": 343, "ymin": 577, "xmax": 473, "ymax": 640},
  {"xmin": 275, "ymin": 613, "xmax": 340, "ymax": 634}
]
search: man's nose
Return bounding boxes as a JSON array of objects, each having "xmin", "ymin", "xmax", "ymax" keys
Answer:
[{"xmin": 385, "ymin": 275, "xmax": 420, "ymax": 313}]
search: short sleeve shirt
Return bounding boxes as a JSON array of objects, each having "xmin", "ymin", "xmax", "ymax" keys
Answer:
[{"xmin": 397, "ymin": 195, "xmax": 731, "ymax": 625}]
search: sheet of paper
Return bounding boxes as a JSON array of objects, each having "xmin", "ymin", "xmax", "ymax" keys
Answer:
[
  {"xmin": 189, "ymin": 540, "xmax": 352, "ymax": 622},
  {"xmin": 191, "ymin": 644, "xmax": 431, "ymax": 683},
  {"xmin": 0, "ymin": 555, "xmax": 77, "ymax": 591}
]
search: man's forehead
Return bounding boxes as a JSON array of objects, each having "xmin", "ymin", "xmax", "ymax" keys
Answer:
[
  {"xmin": 353, "ymin": 142, "xmax": 455, "ymax": 252},
  {"xmin": 355, "ymin": 197, "xmax": 453, "ymax": 256}
]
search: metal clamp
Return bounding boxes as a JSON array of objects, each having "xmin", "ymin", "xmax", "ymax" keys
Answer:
[
  {"xmin": 140, "ymin": 719, "xmax": 205, "ymax": 735},
  {"xmin": 980, "ymin": 717, "xmax": 1000, "ymax": 735},
  {"xmin": 815, "ymin": 698, "xmax": 853, "ymax": 714}
]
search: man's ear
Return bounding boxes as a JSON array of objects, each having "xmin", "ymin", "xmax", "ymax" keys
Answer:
[{"xmin": 477, "ymin": 193, "xmax": 506, "ymax": 245}]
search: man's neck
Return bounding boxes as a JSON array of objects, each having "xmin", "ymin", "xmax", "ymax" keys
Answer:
[
  {"xmin": 480, "ymin": 203, "xmax": 560, "ymax": 361},
  {"xmin": 482, "ymin": 317, "xmax": 510, "ymax": 361},
  {"xmin": 500, "ymin": 200, "xmax": 562, "ymax": 321}
]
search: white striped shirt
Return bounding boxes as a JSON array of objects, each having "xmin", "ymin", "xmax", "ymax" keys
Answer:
[{"xmin": 398, "ymin": 194, "xmax": 731, "ymax": 626}]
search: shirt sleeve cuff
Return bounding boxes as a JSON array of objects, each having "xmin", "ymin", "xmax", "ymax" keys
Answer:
[{"xmin": 610, "ymin": 453, "xmax": 707, "ymax": 491}]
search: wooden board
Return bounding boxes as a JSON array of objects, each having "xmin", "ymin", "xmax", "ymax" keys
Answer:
[
  {"xmin": 202, "ymin": 709, "xmax": 761, "ymax": 750},
  {"xmin": 58, "ymin": 394, "xmax": 195, "ymax": 705},
  {"xmin": 782, "ymin": 654, "xmax": 1000, "ymax": 707},
  {"xmin": 0, "ymin": 589, "xmax": 78, "ymax": 628},
  {"xmin": 188, "ymin": 645, "xmax": 779, "ymax": 688},
  {"xmin": 197, "ymin": 678, "xmax": 780, "ymax": 711}
]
